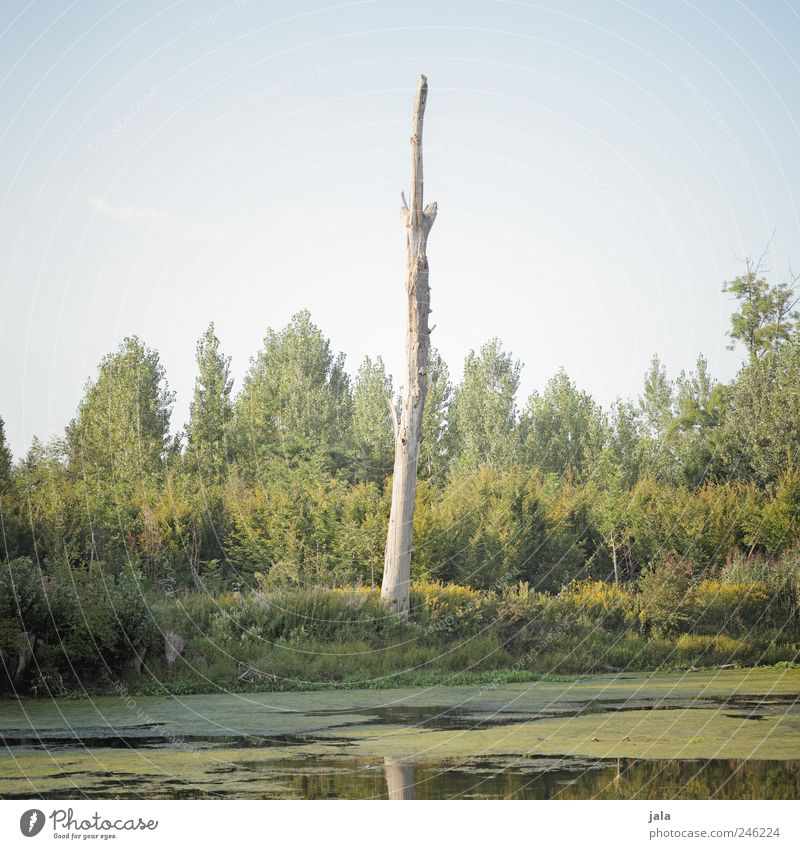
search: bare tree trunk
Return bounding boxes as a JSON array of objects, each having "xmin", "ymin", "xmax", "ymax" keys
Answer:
[{"xmin": 381, "ymin": 75, "xmax": 437, "ymax": 618}]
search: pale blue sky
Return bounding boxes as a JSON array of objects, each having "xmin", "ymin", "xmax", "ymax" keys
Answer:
[{"xmin": 2, "ymin": 0, "xmax": 800, "ymax": 457}]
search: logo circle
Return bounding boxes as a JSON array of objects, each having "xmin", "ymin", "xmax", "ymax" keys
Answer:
[{"xmin": 19, "ymin": 809, "xmax": 45, "ymax": 837}]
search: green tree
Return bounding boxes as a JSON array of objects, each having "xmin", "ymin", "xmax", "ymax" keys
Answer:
[
  {"xmin": 186, "ymin": 323, "xmax": 233, "ymax": 481},
  {"xmin": 419, "ymin": 347, "xmax": 452, "ymax": 483},
  {"xmin": 232, "ymin": 311, "xmax": 352, "ymax": 469},
  {"xmin": 606, "ymin": 399, "xmax": 646, "ymax": 488},
  {"xmin": 720, "ymin": 340, "xmax": 800, "ymax": 483},
  {"xmin": 522, "ymin": 369, "xmax": 608, "ymax": 481},
  {"xmin": 66, "ymin": 337, "xmax": 174, "ymax": 486},
  {"xmin": 0, "ymin": 416, "xmax": 12, "ymax": 492},
  {"xmin": 672, "ymin": 354, "xmax": 727, "ymax": 486},
  {"xmin": 447, "ymin": 338, "xmax": 521, "ymax": 472},
  {"xmin": 639, "ymin": 354, "xmax": 677, "ymax": 482},
  {"xmin": 0, "ymin": 415, "xmax": 14, "ymax": 558},
  {"xmin": 351, "ymin": 356, "xmax": 394, "ymax": 483},
  {"xmin": 723, "ymin": 259, "xmax": 799, "ymax": 360}
]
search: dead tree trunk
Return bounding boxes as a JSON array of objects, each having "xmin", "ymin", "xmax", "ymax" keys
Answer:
[{"xmin": 381, "ymin": 75, "xmax": 437, "ymax": 618}]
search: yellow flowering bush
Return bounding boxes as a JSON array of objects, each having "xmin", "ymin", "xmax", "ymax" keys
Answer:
[
  {"xmin": 410, "ymin": 581, "xmax": 493, "ymax": 636},
  {"xmin": 675, "ymin": 633, "xmax": 746, "ymax": 665},
  {"xmin": 687, "ymin": 580, "xmax": 771, "ymax": 636},
  {"xmin": 556, "ymin": 580, "xmax": 636, "ymax": 631}
]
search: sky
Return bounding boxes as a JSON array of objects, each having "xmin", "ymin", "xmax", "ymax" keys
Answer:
[{"xmin": 1, "ymin": 0, "xmax": 800, "ymax": 458}]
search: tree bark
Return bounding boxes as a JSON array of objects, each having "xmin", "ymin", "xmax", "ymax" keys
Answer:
[{"xmin": 381, "ymin": 75, "xmax": 437, "ymax": 618}]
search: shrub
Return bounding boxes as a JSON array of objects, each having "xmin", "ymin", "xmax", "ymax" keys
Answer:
[
  {"xmin": 210, "ymin": 586, "xmax": 397, "ymax": 646},
  {"xmin": 637, "ymin": 556, "xmax": 694, "ymax": 636},
  {"xmin": 410, "ymin": 581, "xmax": 492, "ymax": 638},
  {"xmin": 720, "ymin": 550, "xmax": 800, "ymax": 637},
  {"xmin": 492, "ymin": 582, "xmax": 559, "ymax": 651},
  {"xmin": 41, "ymin": 566, "xmax": 159, "ymax": 675},
  {"xmin": 675, "ymin": 634, "xmax": 746, "ymax": 666},
  {"xmin": 0, "ymin": 558, "xmax": 51, "ymax": 688},
  {"xmin": 688, "ymin": 580, "xmax": 771, "ymax": 637},
  {"xmin": 555, "ymin": 580, "xmax": 635, "ymax": 632}
]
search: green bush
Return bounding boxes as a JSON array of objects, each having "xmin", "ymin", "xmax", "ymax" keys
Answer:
[
  {"xmin": 687, "ymin": 580, "xmax": 772, "ymax": 637},
  {"xmin": 637, "ymin": 557, "xmax": 694, "ymax": 636},
  {"xmin": 0, "ymin": 558, "xmax": 51, "ymax": 688},
  {"xmin": 720, "ymin": 550, "xmax": 800, "ymax": 637},
  {"xmin": 410, "ymin": 581, "xmax": 492, "ymax": 638},
  {"xmin": 554, "ymin": 580, "xmax": 635, "ymax": 632},
  {"xmin": 210, "ymin": 586, "xmax": 399, "ymax": 646},
  {"xmin": 491, "ymin": 582, "xmax": 559, "ymax": 651},
  {"xmin": 675, "ymin": 634, "xmax": 747, "ymax": 665}
]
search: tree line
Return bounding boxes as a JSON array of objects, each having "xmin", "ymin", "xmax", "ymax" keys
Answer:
[{"xmin": 1, "ymin": 262, "xmax": 800, "ymax": 594}]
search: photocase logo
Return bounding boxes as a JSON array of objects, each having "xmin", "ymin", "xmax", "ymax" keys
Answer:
[{"xmin": 19, "ymin": 809, "xmax": 45, "ymax": 837}]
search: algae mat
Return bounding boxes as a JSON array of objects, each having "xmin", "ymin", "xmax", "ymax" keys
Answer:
[{"xmin": 1, "ymin": 668, "xmax": 799, "ymax": 799}]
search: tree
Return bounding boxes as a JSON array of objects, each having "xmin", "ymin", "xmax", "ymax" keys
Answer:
[
  {"xmin": 638, "ymin": 354, "xmax": 677, "ymax": 482},
  {"xmin": 522, "ymin": 368, "xmax": 607, "ymax": 481},
  {"xmin": 640, "ymin": 354, "xmax": 674, "ymax": 438},
  {"xmin": 186, "ymin": 323, "xmax": 233, "ymax": 481},
  {"xmin": 0, "ymin": 416, "xmax": 12, "ymax": 492},
  {"xmin": 66, "ymin": 337, "xmax": 174, "ymax": 486},
  {"xmin": 606, "ymin": 399, "xmax": 646, "ymax": 488},
  {"xmin": 382, "ymin": 75, "xmax": 438, "ymax": 618},
  {"xmin": 232, "ymin": 311, "xmax": 352, "ymax": 469},
  {"xmin": 351, "ymin": 356, "xmax": 395, "ymax": 483},
  {"xmin": 448, "ymin": 338, "xmax": 521, "ymax": 472},
  {"xmin": 671, "ymin": 354, "xmax": 727, "ymax": 486},
  {"xmin": 723, "ymin": 256, "xmax": 799, "ymax": 361},
  {"xmin": 0, "ymin": 415, "xmax": 13, "ymax": 558},
  {"xmin": 418, "ymin": 347, "xmax": 451, "ymax": 483},
  {"xmin": 720, "ymin": 340, "xmax": 800, "ymax": 483}
]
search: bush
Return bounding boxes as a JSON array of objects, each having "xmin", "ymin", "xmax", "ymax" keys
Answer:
[
  {"xmin": 410, "ymin": 582, "xmax": 491, "ymax": 638},
  {"xmin": 720, "ymin": 550, "xmax": 800, "ymax": 637},
  {"xmin": 210, "ymin": 586, "xmax": 399, "ymax": 646},
  {"xmin": 675, "ymin": 634, "xmax": 746, "ymax": 666},
  {"xmin": 637, "ymin": 556, "xmax": 694, "ymax": 636},
  {"xmin": 555, "ymin": 580, "xmax": 635, "ymax": 632},
  {"xmin": 688, "ymin": 580, "xmax": 771, "ymax": 637},
  {"xmin": 43, "ymin": 566, "xmax": 158, "ymax": 674},
  {"xmin": 0, "ymin": 558, "xmax": 50, "ymax": 688},
  {"xmin": 492, "ymin": 582, "xmax": 560, "ymax": 651}
]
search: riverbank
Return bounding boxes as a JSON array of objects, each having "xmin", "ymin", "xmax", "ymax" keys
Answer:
[{"xmin": 4, "ymin": 566, "xmax": 799, "ymax": 697}]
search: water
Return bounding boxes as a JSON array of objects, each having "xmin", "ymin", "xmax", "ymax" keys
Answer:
[
  {"xmin": 2, "ymin": 669, "xmax": 799, "ymax": 799},
  {"xmin": 3, "ymin": 754, "xmax": 798, "ymax": 800}
]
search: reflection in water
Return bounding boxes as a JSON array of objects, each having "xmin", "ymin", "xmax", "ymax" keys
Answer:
[
  {"xmin": 292, "ymin": 757, "xmax": 800, "ymax": 801},
  {"xmin": 3, "ymin": 755, "xmax": 799, "ymax": 800},
  {"xmin": 384, "ymin": 758, "xmax": 416, "ymax": 800}
]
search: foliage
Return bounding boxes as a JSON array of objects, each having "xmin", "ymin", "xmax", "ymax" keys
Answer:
[
  {"xmin": 446, "ymin": 338, "xmax": 521, "ymax": 471},
  {"xmin": 4, "ymin": 262, "xmax": 800, "ymax": 693},
  {"xmin": 522, "ymin": 369, "xmax": 607, "ymax": 482},
  {"xmin": 556, "ymin": 580, "xmax": 635, "ymax": 632},
  {"xmin": 637, "ymin": 556, "xmax": 694, "ymax": 636},
  {"xmin": 723, "ymin": 260, "xmax": 799, "ymax": 360},
  {"xmin": 231, "ymin": 310, "xmax": 352, "ymax": 469},
  {"xmin": 419, "ymin": 347, "xmax": 452, "ymax": 483},
  {"xmin": 186, "ymin": 323, "xmax": 233, "ymax": 481},
  {"xmin": 351, "ymin": 356, "xmax": 394, "ymax": 483},
  {"xmin": 66, "ymin": 336, "xmax": 174, "ymax": 485}
]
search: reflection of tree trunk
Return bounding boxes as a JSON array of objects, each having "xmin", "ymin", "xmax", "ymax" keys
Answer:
[{"xmin": 384, "ymin": 757, "xmax": 416, "ymax": 799}]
